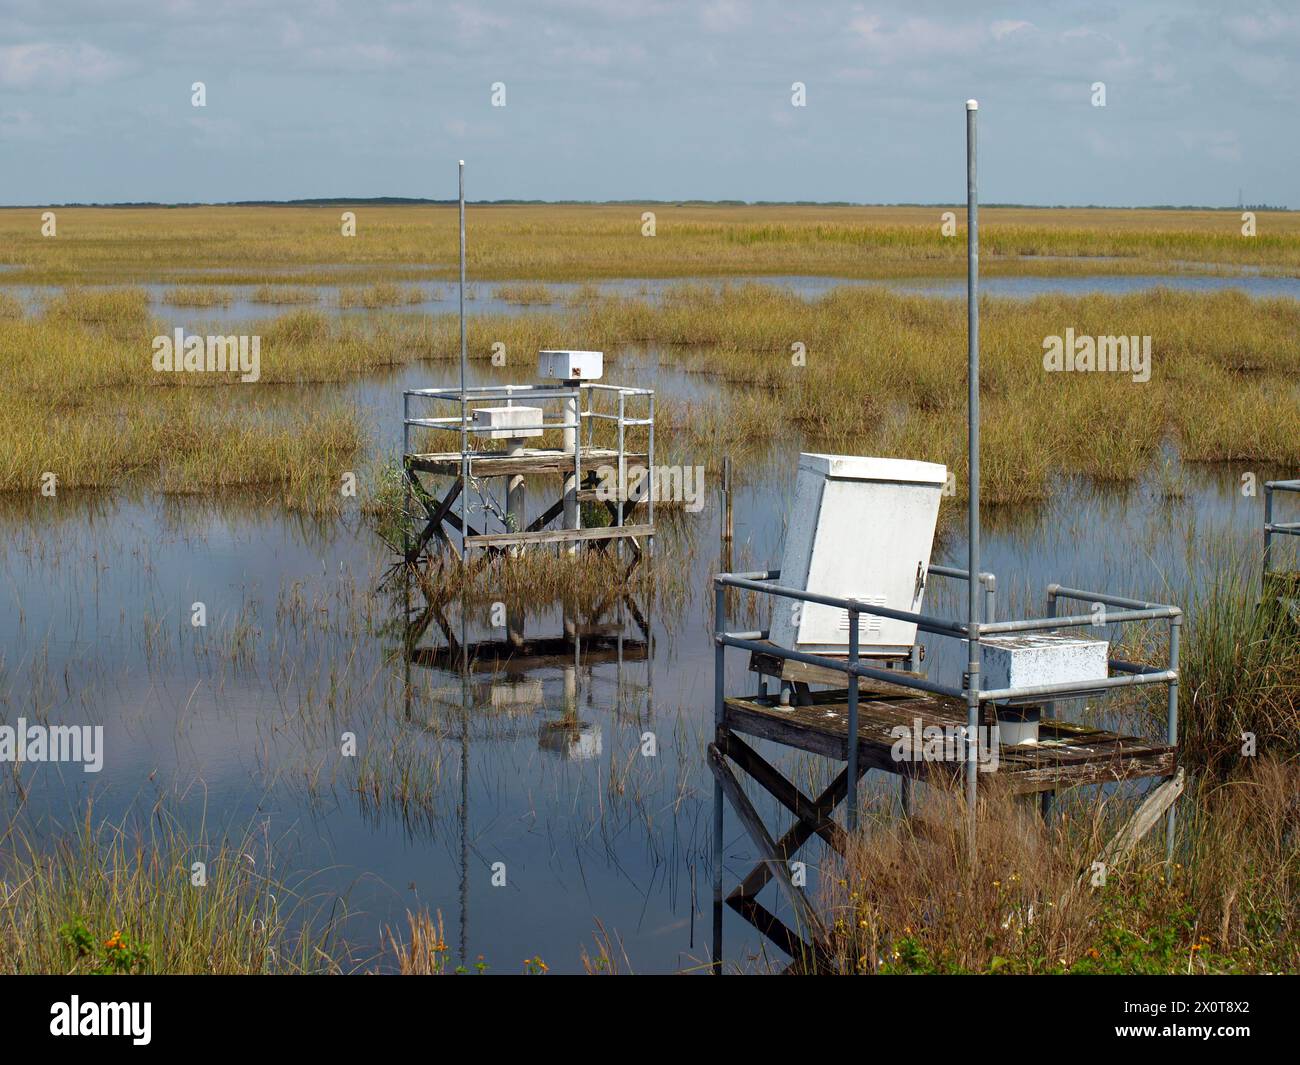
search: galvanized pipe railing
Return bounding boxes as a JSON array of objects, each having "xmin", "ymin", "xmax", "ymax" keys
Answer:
[
  {"xmin": 1264, "ymin": 479, "xmax": 1300, "ymax": 584},
  {"xmin": 713, "ymin": 571, "xmax": 1180, "ymax": 705}
]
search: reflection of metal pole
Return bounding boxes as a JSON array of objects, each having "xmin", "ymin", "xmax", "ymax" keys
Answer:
[
  {"xmin": 964, "ymin": 100, "xmax": 981, "ymax": 845},
  {"xmin": 711, "ymin": 580, "xmax": 725, "ymax": 974}
]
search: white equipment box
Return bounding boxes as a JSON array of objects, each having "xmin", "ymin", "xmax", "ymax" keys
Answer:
[
  {"xmin": 977, "ymin": 632, "xmax": 1109, "ymax": 697},
  {"xmin": 538, "ymin": 349, "xmax": 603, "ymax": 381},
  {"xmin": 768, "ymin": 454, "xmax": 948, "ymax": 657},
  {"xmin": 472, "ymin": 405, "xmax": 544, "ymax": 440}
]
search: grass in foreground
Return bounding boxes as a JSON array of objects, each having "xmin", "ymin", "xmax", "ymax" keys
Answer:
[
  {"xmin": 0, "ymin": 808, "xmax": 337, "ymax": 974},
  {"xmin": 823, "ymin": 758, "xmax": 1300, "ymax": 974}
]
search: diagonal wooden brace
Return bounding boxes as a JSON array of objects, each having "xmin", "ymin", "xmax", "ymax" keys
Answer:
[{"xmin": 708, "ymin": 743, "xmax": 828, "ymax": 959}]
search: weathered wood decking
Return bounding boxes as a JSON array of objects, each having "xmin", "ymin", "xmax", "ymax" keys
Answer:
[
  {"xmin": 724, "ymin": 686, "xmax": 1175, "ymax": 794},
  {"xmin": 406, "ymin": 446, "xmax": 644, "ymax": 477}
]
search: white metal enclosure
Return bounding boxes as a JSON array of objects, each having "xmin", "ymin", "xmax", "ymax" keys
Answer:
[{"xmin": 768, "ymin": 454, "xmax": 948, "ymax": 656}]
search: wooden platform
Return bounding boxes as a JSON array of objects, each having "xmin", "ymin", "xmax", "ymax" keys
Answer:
[
  {"xmin": 724, "ymin": 686, "xmax": 1175, "ymax": 794},
  {"xmin": 406, "ymin": 447, "xmax": 645, "ymax": 476}
]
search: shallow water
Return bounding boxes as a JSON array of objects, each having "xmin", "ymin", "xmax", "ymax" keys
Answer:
[
  {"xmin": 2, "ymin": 339, "xmax": 1293, "ymax": 972},
  {"xmin": 9, "ymin": 269, "xmax": 1300, "ymax": 329}
]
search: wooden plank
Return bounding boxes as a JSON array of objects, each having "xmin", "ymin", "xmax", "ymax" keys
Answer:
[
  {"xmin": 466, "ymin": 523, "xmax": 652, "ymax": 548},
  {"xmin": 723, "ymin": 694, "xmax": 1176, "ymax": 793},
  {"xmin": 407, "ymin": 448, "xmax": 644, "ymax": 477},
  {"xmin": 1061, "ymin": 769, "xmax": 1185, "ymax": 907}
]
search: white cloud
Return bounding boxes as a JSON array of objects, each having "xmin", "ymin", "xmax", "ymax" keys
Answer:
[
  {"xmin": 0, "ymin": 42, "xmax": 126, "ymax": 89},
  {"xmin": 991, "ymin": 20, "xmax": 1031, "ymax": 41}
]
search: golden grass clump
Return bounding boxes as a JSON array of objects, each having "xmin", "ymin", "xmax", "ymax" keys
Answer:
[{"xmin": 822, "ymin": 758, "xmax": 1300, "ymax": 974}]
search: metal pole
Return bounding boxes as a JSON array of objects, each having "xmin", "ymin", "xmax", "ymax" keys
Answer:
[
  {"xmin": 847, "ymin": 607, "xmax": 860, "ymax": 831},
  {"xmin": 712, "ymin": 580, "xmax": 726, "ymax": 974},
  {"xmin": 1264, "ymin": 483, "xmax": 1273, "ymax": 585},
  {"xmin": 1165, "ymin": 614, "xmax": 1181, "ymax": 877},
  {"xmin": 1041, "ymin": 585, "xmax": 1058, "ymax": 821},
  {"xmin": 964, "ymin": 100, "xmax": 981, "ymax": 839},
  {"xmin": 458, "ymin": 160, "xmax": 469, "ymax": 564}
]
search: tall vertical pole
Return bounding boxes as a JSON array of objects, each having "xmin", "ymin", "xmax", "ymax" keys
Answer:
[
  {"xmin": 1165, "ymin": 614, "xmax": 1181, "ymax": 877},
  {"xmin": 1264, "ymin": 483, "xmax": 1274, "ymax": 586},
  {"xmin": 458, "ymin": 161, "xmax": 469, "ymax": 564},
  {"xmin": 846, "ymin": 607, "xmax": 860, "ymax": 831},
  {"xmin": 712, "ymin": 579, "xmax": 726, "ymax": 974},
  {"xmin": 964, "ymin": 101, "xmax": 981, "ymax": 842}
]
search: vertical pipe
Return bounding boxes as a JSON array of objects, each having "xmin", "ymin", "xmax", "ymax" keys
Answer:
[
  {"xmin": 1041, "ymin": 586, "xmax": 1058, "ymax": 822},
  {"xmin": 1165, "ymin": 614, "xmax": 1181, "ymax": 876},
  {"xmin": 1264, "ymin": 484, "xmax": 1273, "ymax": 586},
  {"xmin": 847, "ymin": 607, "xmax": 860, "ymax": 831},
  {"xmin": 722, "ymin": 457, "xmax": 734, "ymax": 541},
  {"xmin": 712, "ymin": 580, "xmax": 726, "ymax": 974},
  {"xmin": 964, "ymin": 100, "xmax": 981, "ymax": 837},
  {"xmin": 617, "ymin": 390, "xmax": 626, "ymax": 529},
  {"xmin": 458, "ymin": 161, "xmax": 469, "ymax": 564},
  {"xmin": 402, "ymin": 392, "xmax": 411, "ymax": 559},
  {"xmin": 646, "ymin": 392, "xmax": 656, "ymax": 555},
  {"xmin": 563, "ymin": 386, "xmax": 579, "ymax": 553}
]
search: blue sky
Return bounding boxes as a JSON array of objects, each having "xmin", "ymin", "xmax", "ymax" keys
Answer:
[{"xmin": 1, "ymin": 1, "xmax": 1295, "ymax": 206}]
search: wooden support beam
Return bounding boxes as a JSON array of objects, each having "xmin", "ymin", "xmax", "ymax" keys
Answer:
[
  {"xmin": 707, "ymin": 743, "xmax": 827, "ymax": 953},
  {"xmin": 1061, "ymin": 768, "xmax": 1185, "ymax": 909},
  {"xmin": 729, "ymin": 764, "xmax": 856, "ymax": 904},
  {"xmin": 723, "ymin": 735, "xmax": 847, "ymax": 854},
  {"xmin": 725, "ymin": 895, "xmax": 823, "ymax": 972},
  {"xmin": 405, "ymin": 477, "xmax": 463, "ymax": 563}
]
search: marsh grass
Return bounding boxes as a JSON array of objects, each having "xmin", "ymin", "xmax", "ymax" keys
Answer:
[
  {"xmin": 0, "ymin": 806, "xmax": 338, "ymax": 974},
  {"xmin": 1161, "ymin": 568, "xmax": 1300, "ymax": 775},
  {"xmin": 338, "ymin": 282, "xmax": 425, "ymax": 309},
  {"xmin": 3, "ymin": 281, "xmax": 1295, "ymax": 508},
  {"xmin": 162, "ymin": 286, "xmax": 234, "ymax": 308},
  {"xmin": 251, "ymin": 284, "xmax": 319, "ymax": 304},
  {"xmin": 6, "ymin": 205, "xmax": 1300, "ymax": 285},
  {"xmin": 495, "ymin": 282, "xmax": 558, "ymax": 304},
  {"xmin": 823, "ymin": 758, "xmax": 1300, "ymax": 974}
]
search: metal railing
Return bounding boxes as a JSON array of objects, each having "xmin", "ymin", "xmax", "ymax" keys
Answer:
[
  {"xmin": 1264, "ymin": 479, "xmax": 1300, "ymax": 583},
  {"xmin": 713, "ymin": 567, "xmax": 1181, "ymax": 829},
  {"xmin": 402, "ymin": 382, "xmax": 655, "ymax": 543}
]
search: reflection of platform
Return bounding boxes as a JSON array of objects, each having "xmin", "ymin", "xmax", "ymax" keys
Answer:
[
  {"xmin": 411, "ymin": 635, "xmax": 649, "ymax": 675},
  {"xmin": 538, "ymin": 720, "xmax": 603, "ymax": 760}
]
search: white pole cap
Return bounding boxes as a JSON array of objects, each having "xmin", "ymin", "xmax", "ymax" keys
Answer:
[
  {"xmin": 966, "ymin": 99, "xmax": 978, "ymax": 110},
  {"xmin": 458, "ymin": 159, "xmax": 465, "ymax": 166}
]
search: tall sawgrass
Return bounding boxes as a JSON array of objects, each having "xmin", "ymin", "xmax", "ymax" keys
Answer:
[
  {"xmin": 821, "ymin": 758, "xmax": 1300, "ymax": 974},
  {"xmin": 1167, "ymin": 567, "xmax": 1300, "ymax": 775},
  {"xmin": 6, "ymin": 204, "xmax": 1300, "ymax": 285},
  {"xmin": 0, "ymin": 807, "xmax": 338, "ymax": 974}
]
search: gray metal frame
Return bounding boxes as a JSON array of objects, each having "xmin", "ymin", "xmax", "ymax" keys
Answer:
[
  {"xmin": 712, "ymin": 568, "xmax": 1181, "ymax": 822},
  {"xmin": 1264, "ymin": 478, "xmax": 1300, "ymax": 581},
  {"xmin": 402, "ymin": 382, "xmax": 655, "ymax": 560}
]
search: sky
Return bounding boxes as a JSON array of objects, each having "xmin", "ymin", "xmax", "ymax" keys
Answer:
[{"xmin": 1, "ymin": 0, "xmax": 1296, "ymax": 207}]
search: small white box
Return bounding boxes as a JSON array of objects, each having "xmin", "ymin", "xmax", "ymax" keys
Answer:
[
  {"xmin": 538, "ymin": 349, "xmax": 603, "ymax": 381},
  {"xmin": 976, "ymin": 632, "xmax": 1109, "ymax": 694},
  {"xmin": 473, "ymin": 404, "xmax": 544, "ymax": 440}
]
